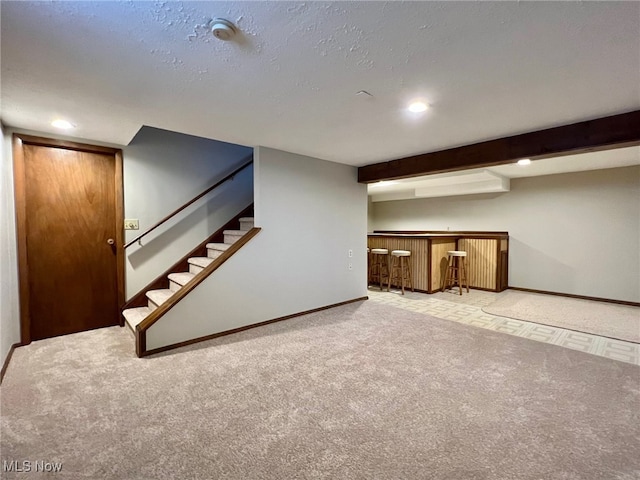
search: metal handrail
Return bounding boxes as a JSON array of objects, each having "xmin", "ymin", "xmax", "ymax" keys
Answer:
[{"xmin": 124, "ymin": 156, "xmax": 253, "ymax": 249}]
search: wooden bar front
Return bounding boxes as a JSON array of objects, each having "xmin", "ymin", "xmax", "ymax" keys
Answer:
[{"xmin": 368, "ymin": 232, "xmax": 509, "ymax": 293}]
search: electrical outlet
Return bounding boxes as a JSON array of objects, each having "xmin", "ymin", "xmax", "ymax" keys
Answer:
[
  {"xmin": 348, "ymin": 263, "xmax": 353, "ymax": 271},
  {"xmin": 348, "ymin": 249, "xmax": 353, "ymax": 258},
  {"xmin": 124, "ymin": 219, "xmax": 139, "ymax": 230}
]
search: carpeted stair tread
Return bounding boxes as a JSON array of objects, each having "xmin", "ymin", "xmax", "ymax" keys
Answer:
[
  {"xmin": 122, "ymin": 306, "xmax": 151, "ymax": 329},
  {"xmin": 188, "ymin": 257, "xmax": 214, "ymax": 268},
  {"xmin": 238, "ymin": 217, "xmax": 254, "ymax": 222},
  {"xmin": 206, "ymin": 243, "xmax": 231, "ymax": 251},
  {"xmin": 223, "ymin": 230, "xmax": 247, "ymax": 235},
  {"xmin": 146, "ymin": 289, "xmax": 174, "ymax": 308},
  {"xmin": 168, "ymin": 272, "xmax": 196, "ymax": 286},
  {"xmin": 206, "ymin": 243, "xmax": 231, "ymax": 260}
]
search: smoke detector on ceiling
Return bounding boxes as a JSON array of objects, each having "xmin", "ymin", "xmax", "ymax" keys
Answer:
[{"xmin": 211, "ymin": 18, "xmax": 237, "ymax": 41}]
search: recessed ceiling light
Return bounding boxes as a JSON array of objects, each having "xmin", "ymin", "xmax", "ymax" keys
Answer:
[
  {"xmin": 517, "ymin": 158, "xmax": 531, "ymax": 166},
  {"xmin": 51, "ymin": 119, "xmax": 75, "ymax": 129},
  {"xmin": 408, "ymin": 101, "xmax": 428, "ymax": 113}
]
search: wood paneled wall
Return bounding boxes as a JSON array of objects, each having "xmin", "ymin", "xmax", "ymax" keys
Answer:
[
  {"xmin": 368, "ymin": 237, "xmax": 431, "ymax": 291},
  {"xmin": 458, "ymin": 238, "xmax": 498, "ymax": 290},
  {"xmin": 431, "ymin": 239, "xmax": 457, "ymax": 291}
]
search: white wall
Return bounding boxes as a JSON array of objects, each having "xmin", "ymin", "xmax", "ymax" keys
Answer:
[
  {"xmin": 1, "ymin": 126, "xmax": 22, "ymax": 368},
  {"xmin": 147, "ymin": 147, "xmax": 368, "ymax": 350},
  {"xmin": 123, "ymin": 127, "xmax": 253, "ymax": 297},
  {"xmin": 371, "ymin": 166, "xmax": 640, "ymax": 303}
]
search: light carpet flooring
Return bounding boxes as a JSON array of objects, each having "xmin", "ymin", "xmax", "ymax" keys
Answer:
[
  {"xmin": 368, "ymin": 287, "xmax": 640, "ymax": 366},
  {"xmin": 1, "ymin": 300, "xmax": 639, "ymax": 479},
  {"xmin": 483, "ymin": 290, "xmax": 640, "ymax": 343}
]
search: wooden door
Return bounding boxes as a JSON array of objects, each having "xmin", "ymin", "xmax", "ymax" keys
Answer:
[{"xmin": 13, "ymin": 135, "xmax": 124, "ymax": 342}]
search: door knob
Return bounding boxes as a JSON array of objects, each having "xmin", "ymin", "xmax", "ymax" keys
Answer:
[{"xmin": 107, "ymin": 238, "xmax": 115, "ymax": 245}]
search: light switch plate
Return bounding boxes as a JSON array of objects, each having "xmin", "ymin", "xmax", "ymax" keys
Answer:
[{"xmin": 124, "ymin": 219, "xmax": 139, "ymax": 230}]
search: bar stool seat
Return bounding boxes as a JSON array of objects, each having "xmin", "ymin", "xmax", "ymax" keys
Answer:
[
  {"xmin": 369, "ymin": 248, "xmax": 390, "ymax": 291},
  {"xmin": 389, "ymin": 250, "xmax": 414, "ymax": 295},
  {"xmin": 444, "ymin": 250, "xmax": 469, "ymax": 295}
]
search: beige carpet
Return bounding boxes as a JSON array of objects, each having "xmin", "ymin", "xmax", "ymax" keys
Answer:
[
  {"xmin": 482, "ymin": 290, "xmax": 640, "ymax": 343},
  {"xmin": 1, "ymin": 300, "xmax": 639, "ymax": 479}
]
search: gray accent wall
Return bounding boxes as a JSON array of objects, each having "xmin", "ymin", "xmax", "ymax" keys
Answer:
[
  {"xmin": 146, "ymin": 147, "xmax": 368, "ymax": 350},
  {"xmin": 371, "ymin": 166, "xmax": 640, "ymax": 303},
  {"xmin": 123, "ymin": 127, "xmax": 253, "ymax": 298}
]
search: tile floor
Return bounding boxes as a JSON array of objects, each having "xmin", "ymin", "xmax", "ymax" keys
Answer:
[{"xmin": 367, "ymin": 286, "xmax": 640, "ymax": 366}]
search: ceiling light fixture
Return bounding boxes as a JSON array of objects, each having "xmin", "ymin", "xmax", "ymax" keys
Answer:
[
  {"xmin": 51, "ymin": 119, "xmax": 75, "ymax": 129},
  {"xmin": 211, "ymin": 18, "xmax": 237, "ymax": 41},
  {"xmin": 517, "ymin": 158, "xmax": 531, "ymax": 166},
  {"xmin": 408, "ymin": 101, "xmax": 428, "ymax": 113}
]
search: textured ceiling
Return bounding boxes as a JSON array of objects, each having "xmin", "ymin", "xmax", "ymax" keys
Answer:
[{"xmin": 1, "ymin": 1, "xmax": 639, "ymax": 167}]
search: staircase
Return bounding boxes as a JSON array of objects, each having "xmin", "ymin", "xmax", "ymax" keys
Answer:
[{"xmin": 122, "ymin": 217, "xmax": 254, "ymax": 332}]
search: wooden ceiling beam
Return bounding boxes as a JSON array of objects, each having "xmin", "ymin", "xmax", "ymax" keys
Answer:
[{"xmin": 357, "ymin": 110, "xmax": 640, "ymax": 183}]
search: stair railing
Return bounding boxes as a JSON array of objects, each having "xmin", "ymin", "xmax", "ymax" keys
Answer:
[{"xmin": 124, "ymin": 155, "xmax": 253, "ymax": 249}]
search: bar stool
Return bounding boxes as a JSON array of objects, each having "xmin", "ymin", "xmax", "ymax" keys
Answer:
[
  {"xmin": 369, "ymin": 248, "xmax": 390, "ymax": 291},
  {"xmin": 389, "ymin": 250, "xmax": 414, "ymax": 295},
  {"xmin": 444, "ymin": 250, "xmax": 469, "ymax": 295}
]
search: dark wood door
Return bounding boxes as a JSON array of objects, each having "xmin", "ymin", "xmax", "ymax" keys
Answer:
[{"xmin": 14, "ymin": 136, "xmax": 124, "ymax": 341}]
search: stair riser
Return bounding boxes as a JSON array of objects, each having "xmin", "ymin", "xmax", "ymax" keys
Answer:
[
  {"xmin": 207, "ymin": 249, "xmax": 224, "ymax": 260},
  {"xmin": 224, "ymin": 234, "xmax": 242, "ymax": 244},
  {"xmin": 124, "ymin": 319, "xmax": 138, "ymax": 334},
  {"xmin": 189, "ymin": 264, "xmax": 205, "ymax": 275},
  {"xmin": 169, "ymin": 280, "xmax": 182, "ymax": 292},
  {"xmin": 148, "ymin": 299, "xmax": 159, "ymax": 311},
  {"xmin": 239, "ymin": 221, "xmax": 253, "ymax": 231}
]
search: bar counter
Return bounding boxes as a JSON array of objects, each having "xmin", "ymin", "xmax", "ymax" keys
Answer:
[{"xmin": 368, "ymin": 231, "xmax": 509, "ymax": 293}]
